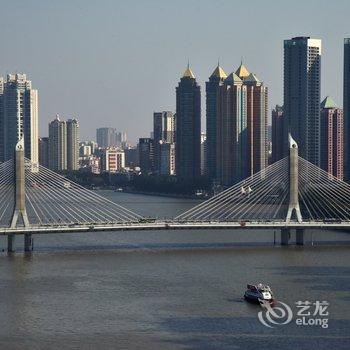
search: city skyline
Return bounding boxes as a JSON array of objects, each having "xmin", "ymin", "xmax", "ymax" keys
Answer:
[{"xmin": 0, "ymin": 0, "xmax": 349, "ymax": 142}]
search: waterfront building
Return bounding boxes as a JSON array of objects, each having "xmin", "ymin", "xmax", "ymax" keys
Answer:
[
  {"xmin": 283, "ymin": 36, "xmax": 322, "ymax": 165},
  {"xmin": 67, "ymin": 118, "xmax": 79, "ymax": 171},
  {"xmin": 101, "ymin": 148, "xmax": 125, "ymax": 172},
  {"xmin": 138, "ymin": 137, "xmax": 154, "ymax": 175},
  {"xmin": 237, "ymin": 64, "xmax": 268, "ymax": 175},
  {"xmin": 159, "ymin": 142, "xmax": 176, "ymax": 175},
  {"xmin": 206, "ymin": 64, "xmax": 227, "ymax": 181},
  {"xmin": 124, "ymin": 147, "xmax": 139, "ymax": 168},
  {"xmin": 175, "ymin": 64, "xmax": 201, "ymax": 181},
  {"xmin": 49, "ymin": 115, "xmax": 67, "ymax": 171},
  {"xmin": 80, "ymin": 155, "xmax": 100, "ymax": 174},
  {"xmin": 320, "ymin": 97, "xmax": 343, "ymax": 180},
  {"xmin": 217, "ymin": 70, "xmax": 247, "ymax": 186},
  {"xmin": 272, "ymin": 105, "xmax": 284, "ymax": 163},
  {"xmin": 344, "ymin": 38, "xmax": 350, "ymax": 180},
  {"xmin": 39, "ymin": 137, "xmax": 49, "ymax": 168},
  {"xmin": 0, "ymin": 74, "xmax": 38, "ymax": 163}
]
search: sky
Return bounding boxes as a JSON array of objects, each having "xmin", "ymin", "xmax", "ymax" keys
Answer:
[{"xmin": 0, "ymin": 0, "xmax": 349, "ymax": 143}]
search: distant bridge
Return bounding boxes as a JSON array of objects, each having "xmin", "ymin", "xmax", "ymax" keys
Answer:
[{"xmin": 1, "ymin": 135, "xmax": 350, "ymax": 252}]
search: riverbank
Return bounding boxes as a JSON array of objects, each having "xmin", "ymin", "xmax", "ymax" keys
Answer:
[{"xmin": 121, "ymin": 189, "xmax": 208, "ymax": 200}]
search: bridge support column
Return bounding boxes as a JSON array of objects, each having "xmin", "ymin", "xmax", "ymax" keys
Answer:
[
  {"xmin": 286, "ymin": 134, "xmax": 302, "ymax": 223},
  {"xmin": 24, "ymin": 233, "xmax": 33, "ymax": 252},
  {"xmin": 10, "ymin": 138, "xmax": 30, "ymax": 244},
  {"xmin": 7, "ymin": 234, "xmax": 15, "ymax": 253},
  {"xmin": 281, "ymin": 228, "xmax": 290, "ymax": 245},
  {"xmin": 296, "ymin": 229, "xmax": 304, "ymax": 245}
]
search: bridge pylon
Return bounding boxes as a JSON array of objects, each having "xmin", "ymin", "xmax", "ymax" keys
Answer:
[
  {"xmin": 9, "ymin": 138, "xmax": 31, "ymax": 253},
  {"xmin": 286, "ymin": 134, "xmax": 302, "ymax": 223}
]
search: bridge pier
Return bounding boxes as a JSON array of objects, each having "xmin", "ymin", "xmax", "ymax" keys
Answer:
[
  {"xmin": 296, "ymin": 229, "xmax": 304, "ymax": 245},
  {"xmin": 24, "ymin": 233, "xmax": 33, "ymax": 252},
  {"xmin": 281, "ymin": 228, "xmax": 290, "ymax": 245},
  {"xmin": 7, "ymin": 234, "xmax": 15, "ymax": 253}
]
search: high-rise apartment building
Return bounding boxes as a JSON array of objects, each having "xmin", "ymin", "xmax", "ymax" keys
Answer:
[
  {"xmin": 344, "ymin": 38, "xmax": 350, "ymax": 180},
  {"xmin": 49, "ymin": 115, "xmax": 67, "ymax": 171},
  {"xmin": 101, "ymin": 148, "xmax": 125, "ymax": 172},
  {"xmin": 96, "ymin": 127, "xmax": 116, "ymax": 148},
  {"xmin": 206, "ymin": 64, "xmax": 227, "ymax": 181},
  {"xmin": 283, "ymin": 36, "xmax": 322, "ymax": 165},
  {"xmin": 67, "ymin": 118, "xmax": 79, "ymax": 171},
  {"xmin": 0, "ymin": 74, "xmax": 38, "ymax": 163},
  {"xmin": 138, "ymin": 138, "xmax": 154, "ymax": 175},
  {"xmin": 153, "ymin": 111, "xmax": 176, "ymax": 174},
  {"xmin": 175, "ymin": 65, "xmax": 201, "ymax": 181},
  {"xmin": 240, "ymin": 66, "xmax": 268, "ymax": 175},
  {"xmin": 320, "ymin": 97, "xmax": 343, "ymax": 180},
  {"xmin": 217, "ymin": 70, "xmax": 247, "ymax": 186},
  {"xmin": 39, "ymin": 137, "xmax": 49, "ymax": 168},
  {"xmin": 272, "ymin": 105, "xmax": 284, "ymax": 163},
  {"xmin": 159, "ymin": 142, "xmax": 176, "ymax": 175},
  {"xmin": 211, "ymin": 63, "xmax": 267, "ymax": 186}
]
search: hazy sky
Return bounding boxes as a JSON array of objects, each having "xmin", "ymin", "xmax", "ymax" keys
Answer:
[{"xmin": 1, "ymin": 0, "xmax": 349, "ymax": 143}]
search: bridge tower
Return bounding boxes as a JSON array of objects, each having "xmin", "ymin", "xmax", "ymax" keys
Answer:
[
  {"xmin": 281, "ymin": 134, "xmax": 303, "ymax": 245},
  {"xmin": 9, "ymin": 138, "xmax": 32, "ymax": 252}
]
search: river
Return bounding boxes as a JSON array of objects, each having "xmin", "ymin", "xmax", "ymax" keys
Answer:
[{"xmin": 0, "ymin": 192, "xmax": 349, "ymax": 349}]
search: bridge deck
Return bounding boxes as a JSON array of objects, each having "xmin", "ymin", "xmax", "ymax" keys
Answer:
[{"xmin": 0, "ymin": 221, "xmax": 349, "ymax": 235}]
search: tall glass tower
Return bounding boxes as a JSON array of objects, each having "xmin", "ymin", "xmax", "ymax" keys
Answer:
[
  {"xmin": 206, "ymin": 64, "xmax": 227, "ymax": 182},
  {"xmin": 283, "ymin": 37, "xmax": 321, "ymax": 166},
  {"xmin": 175, "ymin": 65, "xmax": 201, "ymax": 181}
]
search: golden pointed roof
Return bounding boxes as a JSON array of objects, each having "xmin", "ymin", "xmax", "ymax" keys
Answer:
[
  {"xmin": 235, "ymin": 63, "xmax": 250, "ymax": 79},
  {"xmin": 183, "ymin": 66, "xmax": 195, "ymax": 79},
  {"xmin": 210, "ymin": 65, "xmax": 227, "ymax": 79}
]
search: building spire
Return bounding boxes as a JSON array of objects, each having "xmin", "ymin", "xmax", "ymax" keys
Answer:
[
  {"xmin": 183, "ymin": 60, "xmax": 195, "ymax": 78},
  {"xmin": 235, "ymin": 60, "xmax": 250, "ymax": 79}
]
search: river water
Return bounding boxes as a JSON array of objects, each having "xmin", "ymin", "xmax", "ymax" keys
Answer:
[{"xmin": 0, "ymin": 192, "xmax": 349, "ymax": 349}]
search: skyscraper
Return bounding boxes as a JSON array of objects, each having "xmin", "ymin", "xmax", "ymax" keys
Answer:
[
  {"xmin": 67, "ymin": 118, "xmax": 79, "ymax": 171},
  {"xmin": 39, "ymin": 137, "xmax": 49, "ymax": 168},
  {"xmin": 153, "ymin": 111, "xmax": 175, "ymax": 174},
  {"xmin": 320, "ymin": 97, "xmax": 343, "ymax": 180},
  {"xmin": 272, "ymin": 105, "xmax": 284, "ymax": 163},
  {"xmin": 49, "ymin": 115, "xmax": 67, "ymax": 171},
  {"xmin": 237, "ymin": 64, "xmax": 268, "ymax": 175},
  {"xmin": 0, "ymin": 74, "xmax": 38, "ymax": 163},
  {"xmin": 138, "ymin": 138, "xmax": 154, "ymax": 175},
  {"xmin": 217, "ymin": 70, "xmax": 247, "ymax": 186},
  {"xmin": 344, "ymin": 38, "xmax": 350, "ymax": 180},
  {"xmin": 283, "ymin": 36, "xmax": 322, "ymax": 165},
  {"xmin": 175, "ymin": 64, "xmax": 201, "ymax": 181},
  {"xmin": 206, "ymin": 64, "xmax": 227, "ymax": 181},
  {"xmin": 96, "ymin": 127, "xmax": 117, "ymax": 148}
]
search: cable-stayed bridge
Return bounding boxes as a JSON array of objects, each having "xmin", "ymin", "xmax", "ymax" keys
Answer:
[{"xmin": 1, "ymin": 135, "xmax": 350, "ymax": 252}]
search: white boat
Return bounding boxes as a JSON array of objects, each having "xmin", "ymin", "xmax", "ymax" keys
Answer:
[{"xmin": 244, "ymin": 283, "xmax": 274, "ymax": 304}]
